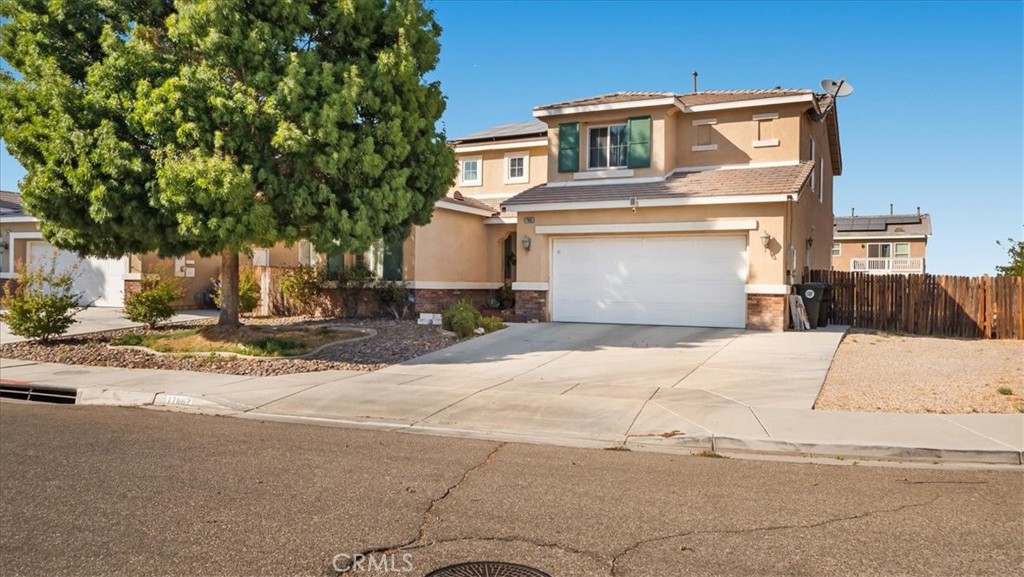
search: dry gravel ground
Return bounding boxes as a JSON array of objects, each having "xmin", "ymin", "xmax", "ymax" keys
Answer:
[
  {"xmin": 816, "ymin": 330, "xmax": 1024, "ymax": 414},
  {"xmin": 0, "ymin": 316, "xmax": 462, "ymax": 376}
]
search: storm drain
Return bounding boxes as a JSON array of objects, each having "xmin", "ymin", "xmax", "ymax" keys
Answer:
[
  {"xmin": 0, "ymin": 383, "xmax": 77, "ymax": 404},
  {"xmin": 425, "ymin": 562, "xmax": 551, "ymax": 577}
]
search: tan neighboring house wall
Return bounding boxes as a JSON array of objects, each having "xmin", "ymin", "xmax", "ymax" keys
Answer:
[
  {"xmin": 832, "ymin": 239, "xmax": 928, "ymax": 272},
  {"xmin": 1, "ymin": 221, "xmax": 41, "ymax": 275}
]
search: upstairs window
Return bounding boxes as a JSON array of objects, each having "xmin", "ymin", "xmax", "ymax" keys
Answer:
[
  {"xmin": 504, "ymin": 152, "xmax": 529, "ymax": 184},
  {"xmin": 831, "ymin": 242, "xmax": 841, "ymax": 256},
  {"xmin": 460, "ymin": 157, "xmax": 482, "ymax": 186},
  {"xmin": 588, "ymin": 124, "xmax": 628, "ymax": 169}
]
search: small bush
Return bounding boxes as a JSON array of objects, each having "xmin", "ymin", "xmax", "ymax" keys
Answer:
[
  {"xmin": 123, "ymin": 270, "xmax": 183, "ymax": 328},
  {"xmin": 212, "ymin": 268, "xmax": 261, "ymax": 314},
  {"xmin": 442, "ymin": 300, "xmax": 482, "ymax": 338},
  {"xmin": 280, "ymin": 265, "xmax": 324, "ymax": 315},
  {"xmin": 373, "ymin": 279, "xmax": 411, "ymax": 320},
  {"xmin": 479, "ymin": 316, "xmax": 506, "ymax": 333},
  {"xmin": 997, "ymin": 387, "xmax": 1013, "ymax": 396},
  {"xmin": 498, "ymin": 283, "xmax": 515, "ymax": 307},
  {"xmin": 0, "ymin": 259, "xmax": 81, "ymax": 342},
  {"xmin": 245, "ymin": 337, "xmax": 304, "ymax": 357},
  {"xmin": 113, "ymin": 333, "xmax": 144, "ymax": 346}
]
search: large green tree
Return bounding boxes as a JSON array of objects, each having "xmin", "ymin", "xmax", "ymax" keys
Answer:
[{"xmin": 0, "ymin": 0, "xmax": 455, "ymax": 326}]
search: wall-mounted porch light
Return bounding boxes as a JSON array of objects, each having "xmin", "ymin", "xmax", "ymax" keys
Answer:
[
  {"xmin": 760, "ymin": 230, "xmax": 771, "ymax": 249},
  {"xmin": 521, "ymin": 235, "xmax": 532, "ymax": 252}
]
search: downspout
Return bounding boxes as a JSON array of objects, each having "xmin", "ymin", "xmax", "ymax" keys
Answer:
[{"xmin": 786, "ymin": 195, "xmax": 795, "ymax": 285}]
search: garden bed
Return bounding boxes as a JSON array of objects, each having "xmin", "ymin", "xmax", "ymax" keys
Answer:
[
  {"xmin": 0, "ymin": 317, "xmax": 461, "ymax": 376},
  {"xmin": 111, "ymin": 325, "xmax": 369, "ymax": 358}
]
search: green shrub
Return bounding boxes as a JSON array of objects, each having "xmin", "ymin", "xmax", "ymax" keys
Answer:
[
  {"xmin": 212, "ymin": 268, "xmax": 261, "ymax": 314},
  {"xmin": 113, "ymin": 333, "xmax": 144, "ymax": 346},
  {"xmin": 442, "ymin": 300, "xmax": 482, "ymax": 338},
  {"xmin": 498, "ymin": 283, "xmax": 515, "ymax": 307},
  {"xmin": 479, "ymin": 316, "xmax": 506, "ymax": 333},
  {"xmin": 280, "ymin": 265, "xmax": 324, "ymax": 315},
  {"xmin": 123, "ymin": 270, "xmax": 183, "ymax": 328},
  {"xmin": 373, "ymin": 279, "xmax": 411, "ymax": 320},
  {"xmin": 245, "ymin": 337, "xmax": 304, "ymax": 357},
  {"xmin": 0, "ymin": 259, "xmax": 81, "ymax": 342}
]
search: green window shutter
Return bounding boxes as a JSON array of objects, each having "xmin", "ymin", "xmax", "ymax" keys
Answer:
[
  {"xmin": 558, "ymin": 122, "xmax": 579, "ymax": 173},
  {"xmin": 383, "ymin": 239, "xmax": 404, "ymax": 281},
  {"xmin": 627, "ymin": 116, "xmax": 652, "ymax": 169}
]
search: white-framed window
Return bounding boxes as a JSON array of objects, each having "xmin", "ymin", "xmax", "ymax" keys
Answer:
[
  {"xmin": 460, "ymin": 156, "xmax": 482, "ymax": 187},
  {"xmin": 588, "ymin": 123, "xmax": 628, "ymax": 169},
  {"xmin": 831, "ymin": 242, "xmax": 841, "ymax": 256},
  {"xmin": 504, "ymin": 151, "xmax": 529, "ymax": 184},
  {"xmin": 894, "ymin": 242, "xmax": 910, "ymax": 258},
  {"xmin": 867, "ymin": 243, "xmax": 891, "ymax": 258},
  {"xmin": 298, "ymin": 240, "xmax": 315, "ymax": 266},
  {"xmin": 818, "ymin": 157, "xmax": 825, "ymax": 202},
  {"xmin": 752, "ymin": 112, "xmax": 780, "ymax": 147}
]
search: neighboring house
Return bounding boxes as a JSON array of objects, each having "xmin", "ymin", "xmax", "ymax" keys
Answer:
[
  {"xmin": 494, "ymin": 88, "xmax": 843, "ymax": 330},
  {"xmin": 832, "ymin": 210, "xmax": 931, "ymax": 274}
]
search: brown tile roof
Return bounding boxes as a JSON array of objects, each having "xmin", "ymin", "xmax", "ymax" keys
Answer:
[
  {"xmin": 834, "ymin": 213, "xmax": 932, "ymax": 238},
  {"xmin": 677, "ymin": 89, "xmax": 814, "ymax": 107},
  {"xmin": 437, "ymin": 193, "xmax": 498, "ymax": 215},
  {"xmin": 533, "ymin": 89, "xmax": 817, "ymax": 112},
  {"xmin": 502, "ymin": 162, "xmax": 813, "ymax": 208},
  {"xmin": 534, "ymin": 91, "xmax": 677, "ymax": 111}
]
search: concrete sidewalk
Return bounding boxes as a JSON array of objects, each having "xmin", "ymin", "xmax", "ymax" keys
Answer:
[{"xmin": 1, "ymin": 325, "xmax": 1022, "ymax": 466}]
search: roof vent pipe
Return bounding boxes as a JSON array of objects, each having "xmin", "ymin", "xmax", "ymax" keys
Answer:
[
  {"xmin": 890, "ymin": 203, "xmax": 894, "ymax": 215},
  {"xmin": 692, "ymin": 71, "xmax": 698, "ymax": 93},
  {"xmin": 851, "ymin": 207, "xmax": 855, "ymax": 217},
  {"xmin": 917, "ymin": 206, "xmax": 921, "ymax": 216}
]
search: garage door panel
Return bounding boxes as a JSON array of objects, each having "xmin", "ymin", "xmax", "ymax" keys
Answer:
[
  {"xmin": 552, "ymin": 236, "xmax": 747, "ymax": 328},
  {"xmin": 26, "ymin": 241, "xmax": 126, "ymax": 307}
]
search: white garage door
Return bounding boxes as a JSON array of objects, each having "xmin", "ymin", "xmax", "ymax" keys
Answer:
[
  {"xmin": 551, "ymin": 236, "xmax": 747, "ymax": 328},
  {"xmin": 26, "ymin": 241, "xmax": 126, "ymax": 307}
]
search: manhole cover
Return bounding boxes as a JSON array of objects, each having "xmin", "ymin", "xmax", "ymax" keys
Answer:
[{"xmin": 425, "ymin": 562, "xmax": 550, "ymax": 577}]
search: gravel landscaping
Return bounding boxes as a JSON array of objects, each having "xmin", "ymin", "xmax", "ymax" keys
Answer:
[
  {"xmin": 816, "ymin": 330, "xmax": 1024, "ymax": 414},
  {"xmin": 0, "ymin": 317, "xmax": 462, "ymax": 376}
]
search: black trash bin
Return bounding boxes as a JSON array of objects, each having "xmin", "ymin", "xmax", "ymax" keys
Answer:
[
  {"xmin": 818, "ymin": 283, "xmax": 832, "ymax": 328},
  {"xmin": 796, "ymin": 282, "xmax": 827, "ymax": 329}
]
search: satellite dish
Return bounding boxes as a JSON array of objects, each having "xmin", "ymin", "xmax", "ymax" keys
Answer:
[{"xmin": 821, "ymin": 78, "xmax": 854, "ymax": 98}]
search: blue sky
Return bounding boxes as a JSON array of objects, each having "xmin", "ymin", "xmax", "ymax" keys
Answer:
[{"xmin": 2, "ymin": 1, "xmax": 1021, "ymax": 275}]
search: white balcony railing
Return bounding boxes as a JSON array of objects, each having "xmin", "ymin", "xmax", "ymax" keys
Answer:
[{"xmin": 850, "ymin": 257, "xmax": 925, "ymax": 274}]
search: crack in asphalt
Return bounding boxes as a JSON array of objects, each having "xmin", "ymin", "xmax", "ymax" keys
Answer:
[
  {"xmin": 607, "ymin": 496, "xmax": 941, "ymax": 576},
  {"xmin": 330, "ymin": 442, "xmax": 506, "ymax": 574}
]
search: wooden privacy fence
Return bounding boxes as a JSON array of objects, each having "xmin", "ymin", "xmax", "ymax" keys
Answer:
[{"xmin": 807, "ymin": 270, "xmax": 1024, "ymax": 339}]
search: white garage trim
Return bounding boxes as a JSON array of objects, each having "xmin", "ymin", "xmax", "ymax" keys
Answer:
[
  {"xmin": 6, "ymin": 231, "xmax": 43, "ymax": 274},
  {"xmin": 24, "ymin": 240, "xmax": 128, "ymax": 307},
  {"xmin": 745, "ymin": 284, "xmax": 792, "ymax": 295},
  {"xmin": 535, "ymin": 219, "xmax": 757, "ymax": 235},
  {"xmin": 550, "ymin": 235, "xmax": 748, "ymax": 328}
]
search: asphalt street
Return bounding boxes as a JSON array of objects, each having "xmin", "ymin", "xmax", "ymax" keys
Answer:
[{"xmin": 1, "ymin": 402, "xmax": 1021, "ymax": 577}]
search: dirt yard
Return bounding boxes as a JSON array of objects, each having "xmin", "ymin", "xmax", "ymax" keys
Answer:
[{"xmin": 816, "ymin": 331, "xmax": 1024, "ymax": 414}]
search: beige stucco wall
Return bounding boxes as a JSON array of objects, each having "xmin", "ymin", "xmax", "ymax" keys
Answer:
[
  {"xmin": 832, "ymin": 238, "xmax": 928, "ymax": 271},
  {"xmin": 454, "ymin": 143, "xmax": 548, "ymax": 202},
  {"xmin": 543, "ymin": 107, "xmax": 671, "ymax": 183},
  {"xmin": 412, "ymin": 207, "xmax": 512, "ymax": 285},
  {"xmin": 676, "ymin": 104, "xmax": 804, "ymax": 169},
  {"xmin": 514, "ymin": 204, "xmax": 789, "ymax": 286},
  {"xmin": 1, "ymin": 220, "xmax": 42, "ymax": 275}
]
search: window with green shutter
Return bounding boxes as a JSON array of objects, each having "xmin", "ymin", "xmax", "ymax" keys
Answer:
[
  {"xmin": 558, "ymin": 122, "xmax": 579, "ymax": 173},
  {"xmin": 627, "ymin": 116, "xmax": 651, "ymax": 169}
]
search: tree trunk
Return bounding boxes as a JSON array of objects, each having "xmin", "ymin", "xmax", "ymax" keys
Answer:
[{"xmin": 218, "ymin": 249, "xmax": 241, "ymax": 328}]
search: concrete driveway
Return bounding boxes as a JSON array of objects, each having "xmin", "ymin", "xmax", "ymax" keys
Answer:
[
  {"xmin": 254, "ymin": 323, "xmax": 846, "ymax": 446},
  {"xmin": 0, "ymin": 307, "xmax": 217, "ymax": 344}
]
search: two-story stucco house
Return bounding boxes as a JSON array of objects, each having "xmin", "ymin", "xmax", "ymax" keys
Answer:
[
  {"xmin": 832, "ymin": 210, "xmax": 931, "ymax": 274},
  {"xmin": 490, "ymin": 88, "xmax": 843, "ymax": 331}
]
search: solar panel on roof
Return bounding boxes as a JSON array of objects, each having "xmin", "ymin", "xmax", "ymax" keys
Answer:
[{"xmin": 884, "ymin": 216, "xmax": 921, "ymax": 225}]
